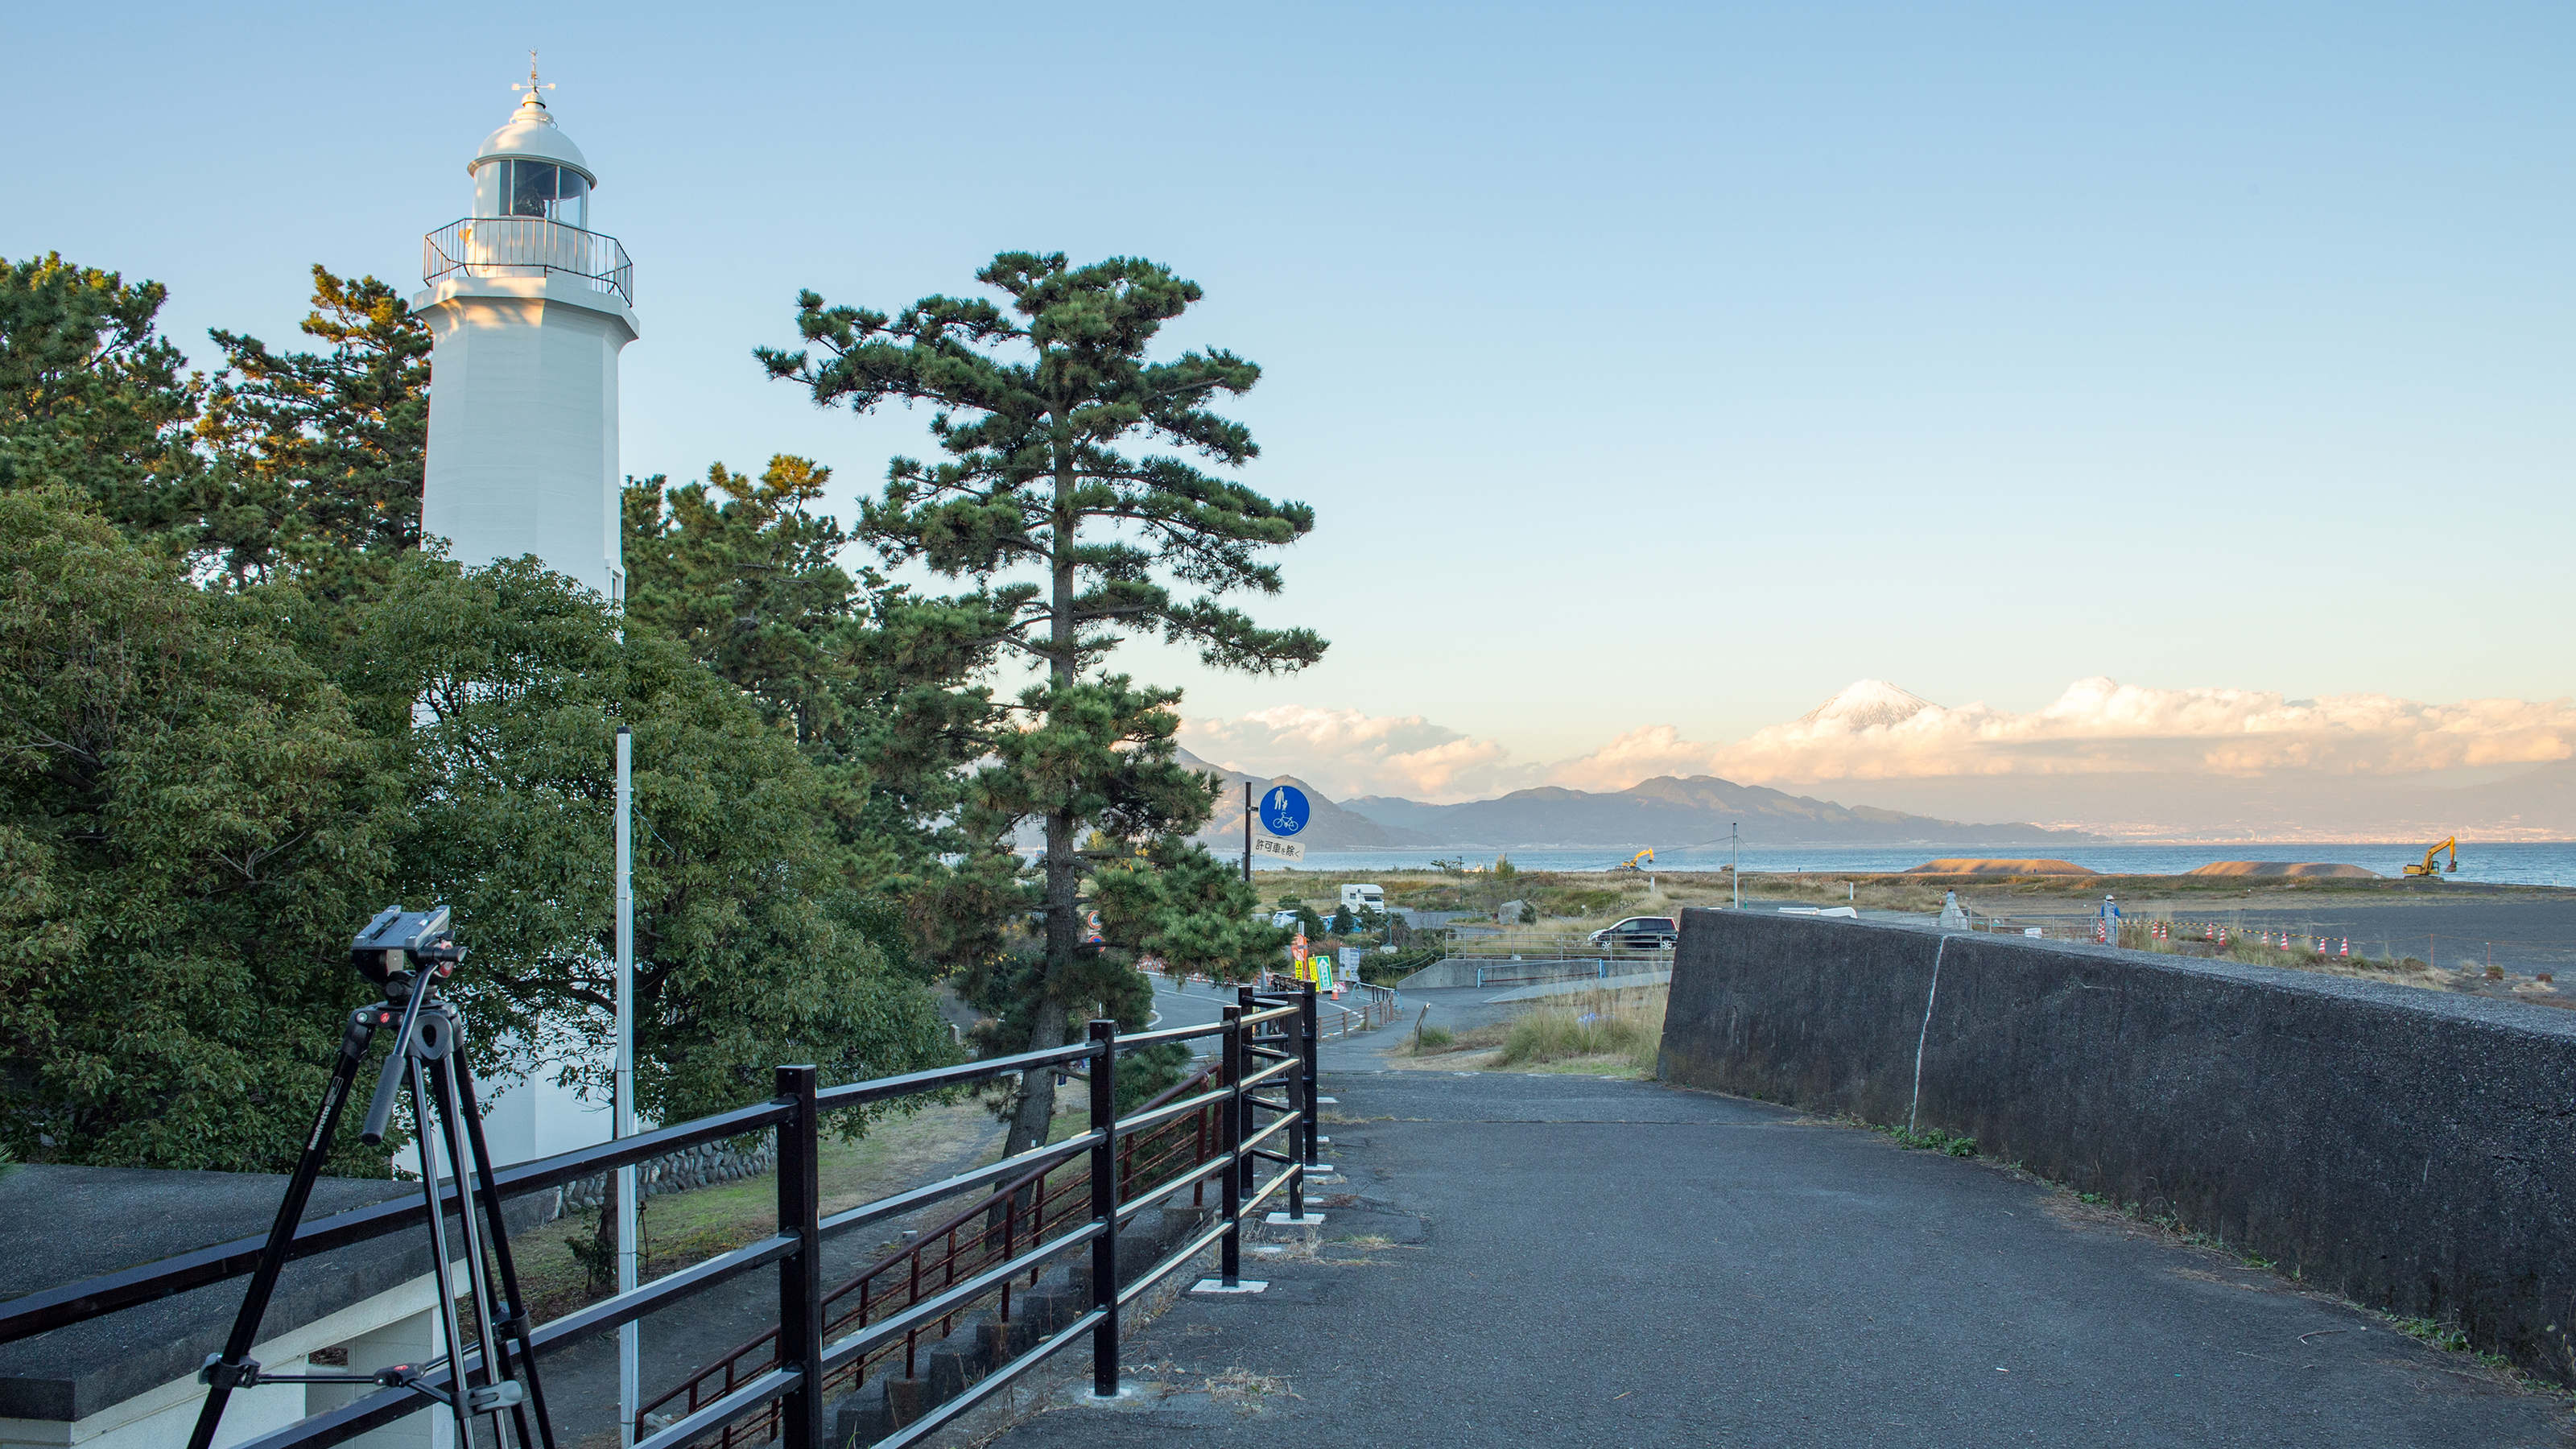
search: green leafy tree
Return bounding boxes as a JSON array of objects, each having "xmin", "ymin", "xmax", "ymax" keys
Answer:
[
  {"xmin": 621, "ymin": 456, "xmax": 1013, "ymax": 877},
  {"xmin": 0, "ymin": 486, "xmax": 397, "ymax": 1170},
  {"xmin": 337, "ymin": 554, "xmax": 954, "ymax": 1124},
  {"xmin": 2, "ymin": 256, "xmax": 966, "ymax": 1174},
  {"xmin": 761, "ymin": 252, "xmax": 1323, "ymax": 1152}
]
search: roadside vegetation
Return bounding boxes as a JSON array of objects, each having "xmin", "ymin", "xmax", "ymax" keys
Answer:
[{"xmin": 1395, "ymin": 986, "xmax": 1666, "ymax": 1078}]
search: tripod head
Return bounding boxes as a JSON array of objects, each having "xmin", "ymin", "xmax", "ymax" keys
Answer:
[
  {"xmin": 353, "ymin": 906, "xmax": 465, "ymax": 1147},
  {"xmin": 353, "ymin": 906, "xmax": 464, "ymax": 987}
]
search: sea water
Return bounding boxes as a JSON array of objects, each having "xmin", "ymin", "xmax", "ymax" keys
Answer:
[{"xmin": 1257, "ymin": 841, "xmax": 2576, "ymax": 889}]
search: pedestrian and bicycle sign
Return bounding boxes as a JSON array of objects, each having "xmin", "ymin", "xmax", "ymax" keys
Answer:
[
  {"xmin": 1261, "ymin": 786, "xmax": 1311, "ymax": 836},
  {"xmin": 1241, "ymin": 782, "xmax": 1311, "ymax": 875}
]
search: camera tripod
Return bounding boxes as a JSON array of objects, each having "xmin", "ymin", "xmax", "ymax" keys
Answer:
[{"xmin": 188, "ymin": 907, "xmax": 556, "ymax": 1449}]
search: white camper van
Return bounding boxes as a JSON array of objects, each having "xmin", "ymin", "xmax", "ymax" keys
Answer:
[{"xmin": 1339, "ymin": 883, "xmax": 1385, "ymax": 914}]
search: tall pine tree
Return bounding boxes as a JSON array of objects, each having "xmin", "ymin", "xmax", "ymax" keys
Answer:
[
  {"xmin": 195, "ymin": 266, "xmax": 432, "ymax": 592},
  {"xmin": 761, "ymin": 252, "xmax": 1323, "ymax": 1152},
  {"xmin": 0, "ymin": 254, "xmax": 204, "ymax": 542}
]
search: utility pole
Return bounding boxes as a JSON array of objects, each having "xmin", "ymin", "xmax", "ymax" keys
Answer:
[
  {"xmin": 614, "ymin": 726, "xmax": 638, "ymax": 1448},
  {"xmin": 1731, "ymin": 822, "xmax": 1740, "ymax": 910},
  {"xmin": 1242, "ymin": 781, "xmax": 1252, "ymax": 883}
]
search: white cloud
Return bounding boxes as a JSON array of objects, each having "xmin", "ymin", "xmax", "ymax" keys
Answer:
[
  {"xmin": 1177, "ymin": 706, "xmax": 1523, "ymax": 800},
  {"xmin": 1543, "ymin": 725, "xmax": 1720, "ymax": 792},
  {"xmin": 1182, "ymin": 679, "xmax": 2576, "ymax": 806},
  {"xmin": 1705, "ymin": 678, "xmax": 2576, "ymax": 782}
]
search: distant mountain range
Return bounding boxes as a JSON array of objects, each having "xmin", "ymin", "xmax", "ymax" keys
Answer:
[
  {"xmin": 1171, "ymin": 749, "xmax": 2087, "ymax": 852},
  {"xmin": 1341, "ymin": 776, "xmax": 2088, "ymax": 851}
]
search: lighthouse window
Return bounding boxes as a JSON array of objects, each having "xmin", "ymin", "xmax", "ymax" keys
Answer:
[{"xmin": 502, "ymin": 160, "xmax": 588, "ymax": 229}]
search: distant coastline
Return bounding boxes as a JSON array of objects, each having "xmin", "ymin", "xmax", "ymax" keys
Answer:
[{"xmin": 1238, "ymin": 840, "xmax": 2576, "ymax": 889}]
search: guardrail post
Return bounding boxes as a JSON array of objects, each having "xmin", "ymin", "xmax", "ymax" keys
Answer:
[
  {"xmin": 1086, "ymin": 1020, "xmax": 1119, "ymax": 1400},
  {"xmin": 1220, "ymin": 1004, "xmax": 1245, "ymax": 1286},
  {"xmin": 774, "ymin": 1065, "xmax": 823, "ymax": 1449},
  {"xmin": 1235, "ymin": 986, "xmax": 1260, "ymax": 1195},
  {"xmin": 1298, "ymin": 983, "xmax": 1321, "ymax": 1170}
]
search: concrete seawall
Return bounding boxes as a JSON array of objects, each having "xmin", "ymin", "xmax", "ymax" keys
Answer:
[{"xmin": 1657, "ymin": 907, "xmax": 2576, "ymax": 1383}]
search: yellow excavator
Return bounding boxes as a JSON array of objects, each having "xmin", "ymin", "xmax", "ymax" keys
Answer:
[
  {"xmin": 1615, "ymin": 848, "xmax": 1655, "ymax": 871},
  {"xmin": 2402, "ymin": 837, "xmax": 2459, "ymax": 878}
]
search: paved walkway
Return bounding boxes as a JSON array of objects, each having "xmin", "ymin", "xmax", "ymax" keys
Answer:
[{"xmin": 986, "ymin": 1067, "xmax": 2574, "ymax": 1448}]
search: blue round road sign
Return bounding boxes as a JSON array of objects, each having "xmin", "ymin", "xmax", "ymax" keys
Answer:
[{"xmin": 1261, "ymin": 785, "xmax": 1311, "ymax": 837}]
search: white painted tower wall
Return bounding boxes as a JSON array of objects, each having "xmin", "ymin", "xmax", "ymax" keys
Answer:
[{"xmin": 415, "ymin": 274, "xmax": 634, "ymax": 603}]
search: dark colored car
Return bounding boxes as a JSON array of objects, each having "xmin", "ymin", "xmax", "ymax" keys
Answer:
[{"xmin": 1589, "ymin": 915, "xmax": 1678, "ymax": 950}]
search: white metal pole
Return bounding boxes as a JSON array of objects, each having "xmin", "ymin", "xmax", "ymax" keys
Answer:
[{"xmin": 614, "ymin": 726, "xmax": 638, "ymax": 1448}]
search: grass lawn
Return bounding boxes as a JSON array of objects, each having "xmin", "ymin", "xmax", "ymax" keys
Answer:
[{"xmin": 505, "ymin": 1098, "xmax": 1005, "ymax": 1326}]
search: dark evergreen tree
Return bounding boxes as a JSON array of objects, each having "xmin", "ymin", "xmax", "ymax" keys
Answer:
[
  {"xmin": 621, "ymin": 456, "xmax": 1016, "ymax": 878},
  {"xmin": 0, "ymin": 254, "xmax": 204, "ymax": 541},
  {"xmin": 761, "ymin": 252, "xmax": 1323, "ymax": 1152},
  {"xmin": 195, "ymin": 266, "xmax": 432, "ymax": 591}
]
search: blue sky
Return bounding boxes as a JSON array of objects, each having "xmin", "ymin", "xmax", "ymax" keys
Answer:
[{"xmin": 8, "ymin": 2, "xmax": 2570, "ymax": 817}]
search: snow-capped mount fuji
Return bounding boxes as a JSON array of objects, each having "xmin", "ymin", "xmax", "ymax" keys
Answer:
[{"xmin": 1798, "ymin": 680, "xmax": 1938, "ymax": 731}]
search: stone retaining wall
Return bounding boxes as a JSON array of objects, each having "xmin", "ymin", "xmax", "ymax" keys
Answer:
[
  {"xmin": 557, "ymin": 1131, "xmax": 776, "ymax": 1214},
  {"xmin": 1657, "ymin": 907, "xmax": 2576, "ymax": 1385}
]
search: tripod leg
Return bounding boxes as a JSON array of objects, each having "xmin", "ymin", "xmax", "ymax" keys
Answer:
[
  {"xmin": 184, "ymin": 1009, "xmax": 378, "ymax": 1449},
  {"xmin": 427, "ymin": 1055, "xmax": 522, "ymax": 1449},
  {"xmin": 411, "ymin": 1057, "xmax": 477, "ymax": 1449},
  {"xmin": 450, "ymin": 1063, "xmax": 558, "ymax": 1449}
]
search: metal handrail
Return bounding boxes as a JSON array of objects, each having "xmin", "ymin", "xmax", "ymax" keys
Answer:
[
  {"xmin": 421, "ymin": 216, "xmax": 635, "ymax": 307},
  {"xmin": 27, "ymin": 985, "xmax": 1333, "ymax": 1449},
  {"xmin": 0, "ymin": 1096, "xmax": 795, "ymax": 1344},
  {"xmin": 638, "ymin": 1059, "xmax": 1241, "ymax": 1447}
]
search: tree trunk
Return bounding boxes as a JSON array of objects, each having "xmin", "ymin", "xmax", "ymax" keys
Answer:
[
  {"xmin": 1004, "ymin": 995, "xmax": 1068, "ymax": 1157},
  {"xmin": 592, "ymin": 1170, "xmax": 621, "ymax": 1292},
  {"xmin": 1005, "ymin": 418, "xmax": 1083, "ymax": 1159}
]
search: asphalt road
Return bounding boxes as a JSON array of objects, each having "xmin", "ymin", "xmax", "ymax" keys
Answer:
[{"xmin": 982, "ymin": 1068, "xmax": 2574, "ymax": 1448}]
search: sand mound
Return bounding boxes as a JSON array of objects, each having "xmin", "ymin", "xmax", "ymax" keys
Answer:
[
  {"xmin": 1901, "ymin": 858, "xmax": 2098, "ymax": 876},
  {"xmin": 2184, "ymin": 861, "xmax": 2381, "ymax": 879}
]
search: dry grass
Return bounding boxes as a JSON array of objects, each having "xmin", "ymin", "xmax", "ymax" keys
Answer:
[
  {"xmin": 1493, "ymin": 986, "xmax": 1667, "ymax": 1075},
  {"xmin": 1391, "ymin": 985, "xmax": 1670, "ymax": 1077},
  {"xmin": 1399, "ymin": 1021, "xmax": 1510, "ymax": 1056},
  {"xmin": 1319, "ymin": 867, "xmax": 2478, "ymax": 935}
]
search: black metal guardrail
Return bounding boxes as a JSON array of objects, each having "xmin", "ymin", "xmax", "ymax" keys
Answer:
[{"xmin": 0, "ymin": 985, "xmax": 1327, "ymax": 1449}]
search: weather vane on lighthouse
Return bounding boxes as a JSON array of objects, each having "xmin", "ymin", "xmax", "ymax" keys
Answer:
[{"xmin": 512, "ymin": 50, "xmax": 554, "ymax": 105}]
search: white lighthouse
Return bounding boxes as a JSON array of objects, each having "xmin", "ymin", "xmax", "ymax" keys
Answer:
[
  {"xmin": 414, "ymin": 76, "xmax": 638, "ymax": 602},
  {"xmin": 411, "ymin": 76, "xmax": 634, "ymax": 1166}
]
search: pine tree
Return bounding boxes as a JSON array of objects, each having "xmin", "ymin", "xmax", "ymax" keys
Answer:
[
  {"xmin": 761, "ymin": 252, "xmax": 1323, "ymax": 1152},
  {"xmin": 0, "ymin": 253, "xmax": 204, "ymax": 539},
  {"xmin": 621, "ymin": 456, "xmax": 1018, "ymax": 876},
  {"xmin": 196, "ymin": 266, "xmax": 431, "ymax": 590}
]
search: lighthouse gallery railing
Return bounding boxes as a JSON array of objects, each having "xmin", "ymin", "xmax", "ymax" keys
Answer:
[{"xmin": 423, "ymin": 217, "xmax": 634, "ymax": 307}]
